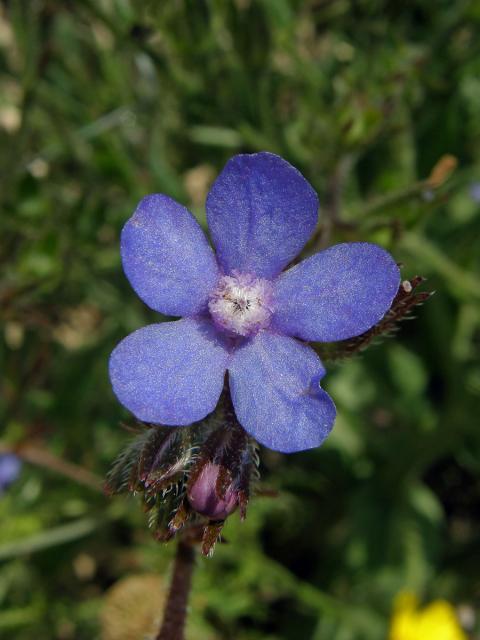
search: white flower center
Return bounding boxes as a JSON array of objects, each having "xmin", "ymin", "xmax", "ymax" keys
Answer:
[{"xmin": 208, "ymin": 273, "xmax": 273, "ymax": 337}]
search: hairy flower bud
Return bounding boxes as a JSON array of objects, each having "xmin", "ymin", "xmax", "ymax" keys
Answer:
[
  {"xmin": 187, "ymin": 462, "xmax": 238, "ymax": 520},
  {"xmin": 105, "ymin": 393, "xmax": 260, "ymax": 554}
]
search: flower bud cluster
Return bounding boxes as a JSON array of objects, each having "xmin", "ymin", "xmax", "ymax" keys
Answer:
[{"xmin": 105, "ymin": 399, "xmax": 259, "ymax": 555}]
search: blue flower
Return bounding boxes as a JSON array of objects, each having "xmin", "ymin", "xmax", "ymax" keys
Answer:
[
  {"xmin": 469, "ymin": 182, "xmax": 480, "ymax": 203},
  {"xmin": 0, "ymin": 453, "xmax": 22, "ymax": 495},
  {"xmin": 109, "ymin": 152, "xmax": 400, "ymax": 453}
]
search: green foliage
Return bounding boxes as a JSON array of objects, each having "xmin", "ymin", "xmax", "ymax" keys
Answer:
[{"xmin": 1, "ymin": 1, "xmax": 480, "ymax": 638}]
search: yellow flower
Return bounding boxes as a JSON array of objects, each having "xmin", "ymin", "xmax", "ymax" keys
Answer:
[{"xmin": 389, "ymin": 592, "xmax": 468, "ymax": 640}]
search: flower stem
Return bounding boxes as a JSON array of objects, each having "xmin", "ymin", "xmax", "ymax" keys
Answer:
[{"xmin": 156, "ymin": 540, "xmax": 196, "ymax": 640}]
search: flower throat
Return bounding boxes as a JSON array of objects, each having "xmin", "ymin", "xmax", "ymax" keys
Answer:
[{"xmin": 208, "ymin": 273, "xmax": 273, "ymax": 337}]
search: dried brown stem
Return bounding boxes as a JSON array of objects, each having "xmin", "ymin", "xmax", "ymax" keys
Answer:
[
  {"xmin": 156, "ymin": 541, "xmax": 196, "ymax": 640},
  {"xmin": 0, "ymin": 442, "xmax": 103, "ymax": 493}
]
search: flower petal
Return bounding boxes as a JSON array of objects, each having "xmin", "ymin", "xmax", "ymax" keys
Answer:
[
  {"xmin": 228, "ymin": 331, "xmax": 336, "ymax": 453},
  {"xmin": 121, "ymin": 195, "xmax": 219, "ymax": 316},
  {"xmin": 206, "ymin": 152, "xmax": 319, "ymax": 279},
  {"xmin": 272, "ymin": 242, "xmax": 400, "ymax": 342},
  {"xmin": 109, "ymin": 319, "xmax": 229, "ymax": 425}
]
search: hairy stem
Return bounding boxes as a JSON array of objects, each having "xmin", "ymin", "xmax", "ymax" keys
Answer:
[{"xmin": 156, "ymin": 541, "xmax": 196, "ymax": 640}]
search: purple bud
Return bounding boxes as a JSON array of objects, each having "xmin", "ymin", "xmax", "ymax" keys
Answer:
[
  {"xmin": 0, "ymin": 454, "xmax": 22, "ymax": 495},
  {"xmin": 187, "ymin": 463, "xmax": 238, "ymax": 520}
]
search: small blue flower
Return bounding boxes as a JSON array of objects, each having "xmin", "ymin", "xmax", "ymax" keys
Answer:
[
  {"xmin": 109, "ymin": 153, "xmax": 400, "ymax": 453},
  {"xmin": 469, "ymin": 182, "xmax": 480, "ymax": 203},
  {"xmin": 0, "ymin": 453, "xmax": 22, "ymax": 495}
]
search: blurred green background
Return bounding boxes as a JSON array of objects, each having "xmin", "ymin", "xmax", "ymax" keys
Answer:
[{"xmin": 1, "ymin": 1, "xmax": 480, "ymax": 639}]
